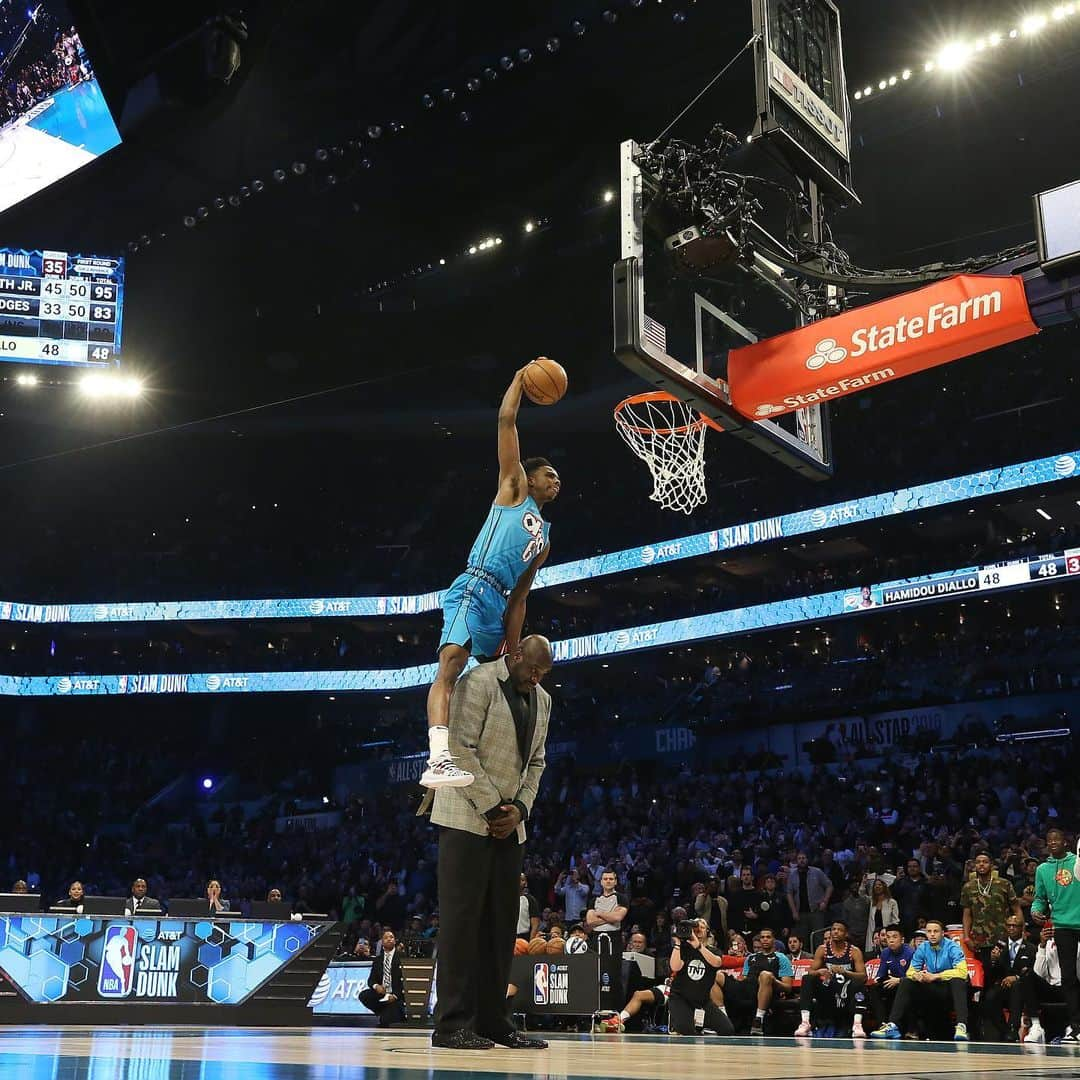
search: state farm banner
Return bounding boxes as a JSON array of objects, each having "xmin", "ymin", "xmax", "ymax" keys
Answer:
[{"xmin": 728, "ymin": 275, "xmax": 1038, "ymax": 420}]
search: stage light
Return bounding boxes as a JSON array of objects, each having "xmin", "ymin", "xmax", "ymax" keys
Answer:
[
  {"xmin": 79, "ymin": 374, "xmax": 108, "ymax": 398},
  {"xmin": 227, "ymin": 194, "xmax": 241, "ymax": 207},
  {"xmin": 518, "ymin": 47, "xmax": 533, "ymax": 63},
  {"xmin": 421, "ymin": 93, "xmax": 434, "ymax": 108},
  {"xmin": 314, "ymin": 147, "xmax": 328, "ymax": 162},
  {"xmin": 1036, "ymin": 507, "xmax": 1053, "ymax": 520},
  {"xmin": 1053, "ymin": 5, "xmax": 1068, "ymax": 19},
  {"xmin": 937, "ymin": 41, "xmax": 972, "ymax": 70},
  {"xmin": 468, "ymin": 245, "xmax": 477, "ymax": 254},
  {"xmin": 863, "ymin": 85, "xmax": 873, "ymax": 96},
  {"xmin": 854, "ymin": 90, "xmax": 862, "ymax": 100},
  {"xmin": 902, "ymin": 68, "xmax": 912, "ymax": 78},
  {"xmin": 366, "ymin": 124, "xmax": 383, "ymax": 138},
  {"xmin": 499, "ymin": 55, "xmax": 514, "ymax": 71},
  {"xmin": 291, "ymin": 161, "xmax": 306, "ymax": 175},
  {"xmin": 1010, "ymin": 28, "xmax": 1019, "ymax": 37},
  {"xmin": 989, "ymin": 32, "xmax": 1002, "ymax": 46},
  {"xmin": 183, "ymin": 215, "xmax": 196, "ymax": 227},
  {"xmin": 439, "ymin": 257, "xmax": 446, "ymax": 265},
  {"xmin": 1022, "ymin": 14, "xmax": 1047, "ymax": 33},
  {"xmin": 545, "ymin": 36, "xmax": 560, "ymax": 53},
  {"xmin": 201, "ymin": 777, "xmax": 214, "ymax": 790},
  {"xmin": 272, "ymin": 168, "xmax": 286, "ymax": 182},
  {"xmin": 440, "ymin": 88, "xmax": 455, "ymax": 102},
  {"xmin": 494, "ymin": 236, "xmax": 502, "ymax": 245},
  {"xmin": 571, "ymin": 19, "xmax": 586, "ymax": 35},
  {"xmin": 196, "ymin": 206, "xmax": 210, "ymax": 219},
  {"xmin": 466, "ymin": 76, "xmax": 481, "ymax": 91},
  {"xmin": 525, "ymin": 220, "xmax": 536, "ymax": 232},
  {"xmin": 120, "ymin": 377, "xmax": 144, "ymax": 398},
  {"xmin": 924, "ymin": 60, "xmax": 935, "ymax": 71},
  {"xmin": 603, "ymin": 189, "xmax": 615, "ymax": 203},
  {"xmin": 878, "ymin": 79, "xmax": 887, "ymax": 89},
  {"xmin": 603, "ymin": 9, "xmax": 617, "ymax": 23},
  {"xmin": 888, "ymin": 75, "xmax": 897, "ymax": 85},
  {"xmin": 15, "ymin": 373, "xmax": 37, "ymax": 386}
]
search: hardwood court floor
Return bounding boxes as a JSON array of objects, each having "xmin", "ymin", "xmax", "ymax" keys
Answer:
[{"xmin": 3, "ymin": 1027, "xmax": 1080, "ymax": 1080}]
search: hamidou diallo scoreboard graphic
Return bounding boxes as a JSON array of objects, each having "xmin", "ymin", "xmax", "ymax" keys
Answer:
[
  {"xmin": 0, "ymin": 915, "xmax": 326, "ymax": 1004},
  {"xmin": 0, "ymin": 448, "xmax": 1076, "ymax": 625},
  {"xmin": 0, "ymin": 547, "xmax": 1077, "ymax": 696}
]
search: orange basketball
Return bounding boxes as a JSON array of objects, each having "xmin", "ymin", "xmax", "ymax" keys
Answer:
[
  {"xmin": 528, "ymin": 935, "xmax": 548, "ymax": 955},
  {"xmin": 522, "ymin": 357, "xmax": 567, "ymax": 405},
  {"xmin": 514, "ymin": 937, "xmax": 529, "ymax": 955},
  {"xmin": 545, "ymin": 937, "xmax": 565, "ymax": 955}
]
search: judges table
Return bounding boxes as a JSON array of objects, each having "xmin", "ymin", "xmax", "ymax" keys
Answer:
[{"xmin": 0, "ymin": 910, "xmax": 340, "ymax": 1025}]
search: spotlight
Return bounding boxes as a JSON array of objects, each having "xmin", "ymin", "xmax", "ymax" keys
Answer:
[
  {"xmin": 196, "ymin": 206, "xmax": 210, "ymax": 219},
  {"xmin": 421, "ymin": 92, "xmax": 435, "ymax": 108},
  {"xmin": 1022, "ymin": 14, "xmax": 1047, "ymax": 33},
  {"xmin": 360, "ymin": 157, "xmax": 372, "ymax": 168},
  {"xmin": 201, "ymin": 777, "xmax": 214, "ymax": 790},
  {"xmin": 120, "ymin": 377, "xmax": 144, "ymax": 399},
  {"xmin": 439, "ymin": 258, "xmax": 446, "ymax": 265},
  {"xmin": 499, "ymin": 55, "xmax": 514, "ymax": 71},
  {"xmin": 14, "ymin": 373, "xmax": 37, "ymax": 386},
  {"xmin": 466, "ymin": 76, "xmax": 482, "ymax": 91},
  {"xmin": 524, "ymin": 220, "xmax": 536, "ymax": 232},
  {"xmin": 924, "ymin": 60, "xmax": 935, "ymax": 71},
  {"xmin": 468, "ymin": 245, "xmax": 477, "ymax": 254},
  {"xmin": 878, "ymin": 79, "xmax": 887, "ymax": 89},
  {"xmin": 78, "ymin": 373, "xmax": 108, "ymax": 397},
  {"xmin": 227, "ymin": 194, "xmax": 241, "ymax": 207},
  {"xmin": 672, "ymin": 10, "xmax": 686, "ymax": 22},
  {"xmin": 603, "ymin": 189, "xmax": 615, "ymax": 203},
  {"xmin": 482, "ymin": 66, "xmax": 497, "ymax": 80},
  {"xmin": 272, "ymin": 168, "xmax": 286, "ymax": 182},
  {"xmin": 936, "ymin": 41, "xmax": 971, "ymax": 70},
  {"xmin": 291, "ymin": 161, "xmax": 306, "ymax": 175},
  {"xmin": 517, "ymin": 47, "xmax": 532, "ymax": 63},
  {"xmin": 888, "ymin": 75, "xmax": 897, "ymax": 85},
  {"xmin": 863, "ymin": 85, "xmax": 873, "ymax": 96},
  {"xmin": 183, "ymin": 215, "xmax": 196, "ymax": 228},
  {"xmin": 495, "ymin": 236, "xmax": 502, "ymax": 245},
  {"xmin": 545, "ymin": 36, "xmax": 560, "ymax": 53},
  {"xmin": 213, "ymin": 196, "xmax": 225, "ymax": 210},
  {"xmin": 388, "ymin": 121, "xmax": 403, "ymax": 135},
  {"xmin": 366, "ymin": 124, "xmax": 382, "ymax": 138},
  {"xmin": 1053, "ymin": 5, "xmax": 1068, "ymax": 19},
  {"xmin": 602, "ymin": 9, "xmax": 618, "ymax": 23},
  {"xmin": 458, "ymin": 110, "xmax": 471, "ymax": 123},
  {"xmin": 989, "ymin": 32, "xmax": 1002, "ymax": 45},
  {"xmin": 570, "ymin": 19, "xmax": 586, "ymax": 35},
  {"xmin": 902, "ymin": 68, "xmax": 912, "ymax": 78},
  {"xmin": 314, "ymin": 147, "xmax": 328, "ymax": 162},
  {"xmin": 854, "ymin": 90, "xmax": 862, "ymax": 100},
  {"xmin": 239, "ymin": 185, "xmax": 251, "ymax": 197},
  {"xmin": 1009, "ymin": 28, "xmax": 1019, "ymax": 37},
  {"xmin": 440, "ymin": 87, "xmax": 455, "ymax": 102}
]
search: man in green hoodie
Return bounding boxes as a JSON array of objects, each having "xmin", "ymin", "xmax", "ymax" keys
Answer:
[{"xmin": 1032, "ymin": 827, "xmax": 1080, "ymax": 1042}]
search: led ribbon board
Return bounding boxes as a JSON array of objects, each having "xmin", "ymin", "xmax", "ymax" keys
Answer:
[
  {"xmin": 0, "ymin": 448, "xmax": 1076, "ymax": 624},
  {"xmin": 0, "ymin": 916, "xmax": 327, "ymax": 1004},
  {"xmin": 2, "ymin": 548, "xmax": 1076, "ymax": 695}
]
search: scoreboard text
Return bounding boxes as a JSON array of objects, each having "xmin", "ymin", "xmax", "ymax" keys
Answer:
[{"xmin": 0, "ymin": 248, "xmax": 124, "ymax": 368}]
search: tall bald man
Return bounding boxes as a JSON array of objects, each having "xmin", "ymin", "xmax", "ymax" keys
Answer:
[{"xmin": 429, "ymin": 636, "xmax": 553, "ymax": 1052}]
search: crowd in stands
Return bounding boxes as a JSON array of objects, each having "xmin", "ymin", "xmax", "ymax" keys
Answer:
[{"xmin": 3, "ymin": 704, "xmax": 1079, "ymax": 1041}]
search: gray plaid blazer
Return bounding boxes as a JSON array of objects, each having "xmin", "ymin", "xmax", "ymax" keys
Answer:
[{"xmin": 430, "ymin": 657, "xmax": 550, "ymax": 844}]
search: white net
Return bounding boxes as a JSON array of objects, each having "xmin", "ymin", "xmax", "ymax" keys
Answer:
[{"xmin": 614, "ymin": 393, "xmax": 709, "ymax": 515}]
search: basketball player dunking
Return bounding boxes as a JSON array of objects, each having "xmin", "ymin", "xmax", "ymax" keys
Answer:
[{"xmin": 420, "ymin": 366, "xmax": 561, "ymax": 788}]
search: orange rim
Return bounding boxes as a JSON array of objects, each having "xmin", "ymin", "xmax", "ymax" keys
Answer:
[{"xmin": 614, "ymin": 391, "xmax": 722, "ymax": 435}]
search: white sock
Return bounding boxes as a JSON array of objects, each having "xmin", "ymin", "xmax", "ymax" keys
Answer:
[
  {"xmin": 619, "ymin": 1010, "xmax": 630, "ymax": 1021},
  {"xmin": 428, "ymin": 725, "xmax": 449, "ymax": 759},
  {"xmin": 756, "ymin": 1009, "xmax": 766, "ymax": 1020},
  {"xmin": 800, "ymin": 1010, "xmax": 810, "ymax": 1023}
]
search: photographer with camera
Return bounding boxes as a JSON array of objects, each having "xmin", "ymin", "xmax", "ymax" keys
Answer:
[{"xmin": 667, "ymin": 918, "xmax": 734, "ymax": 1036}]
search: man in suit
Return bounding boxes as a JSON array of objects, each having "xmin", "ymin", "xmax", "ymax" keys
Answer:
[
  {"xmin": 359, "ymin": 929, "xmax": 409, "ymax": 1027},
  {"xmin": 124, "ymin": 877, "xmax": 162, "ymax": 916},
  {"xmin": 980, "ymin": 914, "xmax": 1037, "ymax": 1041},
  {"xmin": 428, "ymin": 635, "xmax": 553, "ymax": 1052}
]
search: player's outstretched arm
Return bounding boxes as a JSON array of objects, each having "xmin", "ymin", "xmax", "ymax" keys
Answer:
[
  {"xmin": 503, "ymin": 545, "xmax": 550, "ymax": 655},
  {"xmin": 496, "ymin": 367, "xmax": 531, "ymax": 505}
]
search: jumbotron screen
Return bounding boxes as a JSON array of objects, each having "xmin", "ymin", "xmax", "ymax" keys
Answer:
[
  {"xmin": 0, "ymin": 2, "xmax": 122, "ymax": 214},
  {"xmin": 0, "ymin": 248, "xmax": 124, "ymax": 367}
]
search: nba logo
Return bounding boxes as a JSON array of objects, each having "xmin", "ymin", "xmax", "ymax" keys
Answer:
[
  {"xmin": 98, "ymin": 925, "xmax": 136, "ymax": 997},
  {"xmin": 533, "ymin": 963, "xmax": 549, "ymax": 1006}
]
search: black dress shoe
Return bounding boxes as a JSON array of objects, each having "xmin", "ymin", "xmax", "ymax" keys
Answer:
[
  {"xmin": 482, "ymin": 1031, "xmax": 549, "ymax": 1049},
  {"xmin": 431, "ymin": 1029, "xmax": 495, "ymax": 1050}
]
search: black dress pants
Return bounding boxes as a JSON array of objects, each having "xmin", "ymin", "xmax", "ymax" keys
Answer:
[
  {"xmin": 359, "ymin": 987, "xmax": 406, "ymax": 1027},
  {"xmin": 434, "ymin": 826, "xmax": 524, "ymax": 1038}
]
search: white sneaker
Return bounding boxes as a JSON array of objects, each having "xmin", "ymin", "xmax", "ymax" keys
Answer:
[
  {"xmin": 1026, "ymin": 1019, "xmax": 1045, "ymax": 1044},
  {"xmin": 420, "ymin": 754, "xmax": 475, "ymax": 789},
  {"xmin": 852, "ymin": 1018, "xmax": 866, "ymax": 1039},
  {"xmin": 794, "ymin": 1020, "xmax": 812, "ymax": 1037}
]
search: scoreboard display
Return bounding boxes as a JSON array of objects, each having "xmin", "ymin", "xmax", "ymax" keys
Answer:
[{"xmin": 0, "ymin": 248, "xmax": 124, "ymax": 368}]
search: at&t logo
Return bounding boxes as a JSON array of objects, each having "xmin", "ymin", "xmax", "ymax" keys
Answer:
[
  {"xmin": 309, "ymin": 599, "xmax": 325, "ymax": 615},
  {"xmin": 205, "ymin": 675, "xmax": 222, "ymax": 691},
  {"xmin": 641, "ymin": 545, "xmax": 655, "ymax": 564},
  {"xmin": 805, "ymin": 337, "xmax": 848, "ymax": 371},
  {"xmin": 810, "ymin": 509, "xmax": 828, "ymax": 528},
  {"xmin": 1054, "ymin": 456, "xmax": 1076, "ymax": 478},
  {"xmin": 309, "ymin": 972, "xmax": 331, "ymax": 1006}
]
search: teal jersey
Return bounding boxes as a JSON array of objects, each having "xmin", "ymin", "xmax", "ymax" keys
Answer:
[{"xmin": 465, "ymin": 496, "xmax": 550, "ymax": 593}]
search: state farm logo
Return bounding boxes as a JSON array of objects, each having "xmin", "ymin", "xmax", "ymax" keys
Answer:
[
  {"xmin": 805, "ymin": 337, "xmax": 848, "ymax": 371},
  {"xmin": 1054, "ymin": 456, "xmax": 1076, "ymax": 477},
  {"xmin": 755, "ymin": 403, "xmax": 786, "ymax": 418},
  {"xmin": 810, "ymin": 509, "xmax": 828, "ymax": 528}
]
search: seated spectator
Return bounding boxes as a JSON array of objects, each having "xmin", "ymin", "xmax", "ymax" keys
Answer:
[
  {"xmin": 55, "ymin": 881, "xmax": 84, "ymax": 911},
  {"xmin": 359, "ymin": 929, "xmax": 408, "ymax": 1027},
  {"xmin": 125, "ymin": 877, "xmax": 161, "ymax": 916},
  {"xmin": 719, "ymin": 927, "xmax": 795, "ymax": 1035},
  {"xmin": 206, "ymin": 879, "xmax": 230, "ymax": 914},
  {"xmin": 981, "ymin": 914, "xmax": 1036, "ymax": 1041},
  {"xmin": 794, "ymin": 920, "xmax": 868, "ymax": 1038},
  {"xmin": 517, "ymin": 873, "xmax": 540, "ymax": 942},
  {"xmin": 870, "ymin": 919, "xmax": 969, "ymax": 1041},
  {"xmin": 869, "ymin": 925, "xmax": 914, "ymax": 1035},
  {"xmin": 787, "ymin": 933, "xmax": 811, "ymax": 962},
  {"xmin": 1023, "ymin": 923, "xmax": 1065, "ymax": 1043}
]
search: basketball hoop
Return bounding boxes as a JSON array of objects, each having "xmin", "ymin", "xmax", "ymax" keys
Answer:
[{"xmin": 613, "ymin": 391, "xmax": 720, "ymax": 515}]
